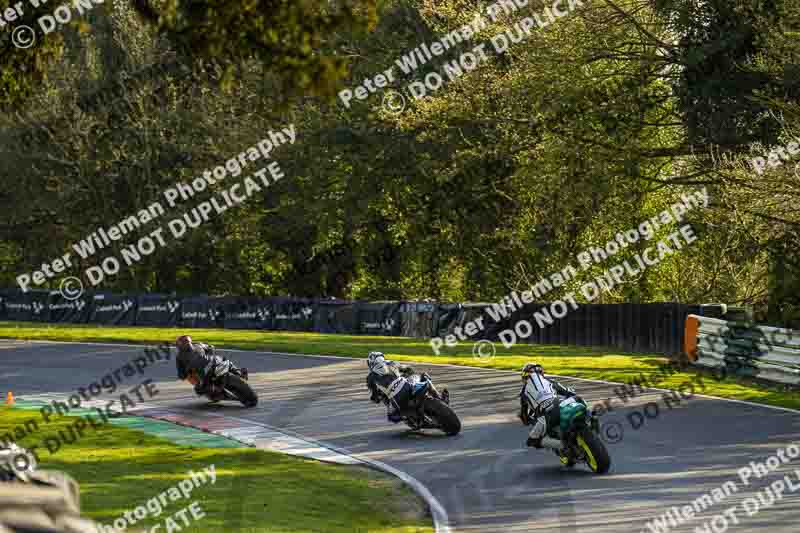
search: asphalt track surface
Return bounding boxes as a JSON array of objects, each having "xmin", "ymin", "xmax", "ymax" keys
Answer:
[{"xmin": 2, "ymin": 340, "xmax": 799, "ymax": 532}]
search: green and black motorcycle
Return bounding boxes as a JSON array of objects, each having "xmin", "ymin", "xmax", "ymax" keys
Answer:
[{"xmin": 546, "ymin": 397, "xmax": 611, "ymax": 474}]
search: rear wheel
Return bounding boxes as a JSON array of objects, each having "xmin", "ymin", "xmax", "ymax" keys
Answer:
[
  {"xmin": 424, "ymin": 398, "xmax": 461, "ymax": 436},
  {"xmin": 576, "ymin": 429, "xmax": 611, "ymax": 474},
  {"xmin": 224, "ymin": 374, "xmax": 258, "ymax": 407}
]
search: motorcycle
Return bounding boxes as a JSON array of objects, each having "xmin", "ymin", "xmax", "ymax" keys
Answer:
[
  {"xmin": 393, "ymin": 370, "xmax": 461, "ymax": 436},
  {"xmin": 543, "ymin": 397, "xmax": 611, "ymax": 474},
  {"xmin": 186, "ymin": 358, "xmax": 258, "ymax": 408}
]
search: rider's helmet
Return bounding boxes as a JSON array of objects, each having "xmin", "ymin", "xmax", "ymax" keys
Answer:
[
  {"xmin": 367, "ymin": 351, "xmax": 385, "ymax": 370},
  {"xmin": 0, "ymin": 443, "xmax": 36, "ymax": 482},
  {"xmin": 176, "ymin": 335, "xmax": 193, "ymax": 351},
  {"xmin": 521, "ymin": 362, "xmax": 544, "ymax": 381}
]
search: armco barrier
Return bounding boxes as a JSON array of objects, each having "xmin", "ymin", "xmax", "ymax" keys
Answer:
[{"xmin": 684, "ymin": 314, "xmax": 800, "ymax": 385}]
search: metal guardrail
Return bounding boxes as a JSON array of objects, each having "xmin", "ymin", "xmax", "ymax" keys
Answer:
[{"xmin": 684, "ymin": 314, "xmax": 800, "ymax": 385}]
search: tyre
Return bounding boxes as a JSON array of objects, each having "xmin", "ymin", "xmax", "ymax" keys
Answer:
[
  {"xmin": 224, "ymin": 374, "xmax": 258, "ymax": 407},
  {"xmin": 424, "ymin": 398, "xmax": 461, "ymax": 436},
  {"xmin": 576, "ymin": 429, "xmax": 611, "ymax": 474}
]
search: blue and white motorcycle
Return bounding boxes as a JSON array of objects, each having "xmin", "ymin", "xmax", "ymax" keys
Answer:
[{"xmin": 398, "ymin": 371, "xmax": 461, "ymax": 436}]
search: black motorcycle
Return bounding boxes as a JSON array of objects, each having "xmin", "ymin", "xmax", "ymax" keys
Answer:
[
  {"xmin": 395, "ymin": 370, "xmax": 461, "ymax": 436},
  {"xmin": 187, "ymin": 359, "xmax": 258, "ymax": 408}
]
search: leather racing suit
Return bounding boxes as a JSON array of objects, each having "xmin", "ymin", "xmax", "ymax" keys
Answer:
[
  {"xmin": 176, "ymin": 342, "xmax": 227, "ymax": 396},
  {"xmin": 366, "ymin": 359, "xmax": 416, "ymax": 423},
  {"xmin": 520, "ymin": 371, "xmax": 578, "ymax": 450}
]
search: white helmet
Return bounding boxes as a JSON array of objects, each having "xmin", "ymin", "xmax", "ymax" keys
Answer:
[{"xmin": 367, "ymin": 352, "xmax": 385, "ymax": 370}]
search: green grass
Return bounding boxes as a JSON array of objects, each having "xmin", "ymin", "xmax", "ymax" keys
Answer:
[
  {"xmin": 0, "ymin": 408, "xmax": 431, "ymax": 533},
  {"xmin": 1, "ymin": 321, "xmax": 798, "ymax": 410}
]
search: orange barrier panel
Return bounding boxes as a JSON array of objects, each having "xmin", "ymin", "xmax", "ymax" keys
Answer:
[{"xmin": 683, "ymin": 315, "xmax": 700, "ymax": 361}]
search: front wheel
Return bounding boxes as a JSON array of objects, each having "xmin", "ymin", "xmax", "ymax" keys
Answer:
[
  {"xmin": 576, "ymin": 429, "xmax": 611, "ymax": 474},
  {"xmin": 424, "ymin": 398, "xmax": 461, "ymax": 436},
  {"xmin": 223, "ymin": 374, "xmax": 258, "ymax": 408}
]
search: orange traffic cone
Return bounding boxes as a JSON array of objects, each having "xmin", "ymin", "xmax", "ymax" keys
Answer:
[{"xmin": 4, "ymin": 392, "xmax": 14, "ymax": 406}]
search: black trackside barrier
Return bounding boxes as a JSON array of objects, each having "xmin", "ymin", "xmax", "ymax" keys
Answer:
[
  {"xmin": 215, "ymin": 296, "xmax": 318, "ymax": 331},
  {"xmin": 48, "ymin": 290, "xmax": 92, "ymax": 323},
  {"xmin": 433, "ymin": 303, "xmax": 462, "ymax": 339},
  {"xmin": 135, "ymin": 294, "xmax": 181, "ymax": 327},
  {"xmin": 268, "ymin": 297, "xmax": 317, "ymax": 332},
  {"xmin": 432, "ymin": 301, "xmax": 707, "ymax": 355},
  {"xmin": 179, "ymin": 296, "xmax": 226, "ymax": 328},
  {"xmin": 89, "ymin": 293, "xmax": 137, "ymax": 325},
  {"xmin": 0, "ymin": 290, "xmax": 51, "ymax": 323},
  {"xmin": 316, "ymin": 299, "xmax": 360, "ymax": 334},
  {"xmin": 297, "ymin": 300, "xmax": 404, "ymax": 335},
  {"xmin": 222, "ymin": 296, "xmax": 267, "ymax": 330},
  {"xmin": 357, "ymin": 302, "xmax": 403, "ymax": 336},
  {"xmin": 0, "ymin": 288, "xmax": 738, "ymax": 355},
  {"xmin": 399, "ymin": 301, "xmax": 437, "ymax": 338}
]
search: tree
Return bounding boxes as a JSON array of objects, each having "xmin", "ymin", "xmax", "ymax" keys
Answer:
[{"xmin": 0, "ymin": 0, "xmax": 377, "ymax": 109}]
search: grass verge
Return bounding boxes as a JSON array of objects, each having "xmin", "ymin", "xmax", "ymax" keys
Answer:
[
  {"xmin": 0, "ymin": 407, "xmax": 432, "ymax": 533},
  {"xmin": 1, "ymin": 321, "xmax": 798, "ymax": 411}
]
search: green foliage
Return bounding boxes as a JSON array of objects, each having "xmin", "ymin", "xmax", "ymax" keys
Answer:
[
  {"xmin": 128, "ymin": 0, "xmax": 378, "ymax": 96},
  {"xmin": 0, "ymin": 0, "xmax": 376, "ymax": 108},
  {"xmin": 0, "ymin": 0, "xmax": 65, "ymax": 109},
  {"xmin": 1, "ymin": 0, "xmax": 799, "ymax": 325}
]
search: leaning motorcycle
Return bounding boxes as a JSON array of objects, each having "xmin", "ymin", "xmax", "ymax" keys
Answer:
[
  {"xmin": 543, "ymin": 397, "xmax": 611, "ymax": 474},
  {"xmin": 392, "ymin": 370, "xmax": 461, "ymax": 436},
  {"xmin": 187, "ymin": 359, "xmax": 258, "ymax": 408}
]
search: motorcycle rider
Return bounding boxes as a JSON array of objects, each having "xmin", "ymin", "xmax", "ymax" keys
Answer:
[
  {"xmin": 175, "ymin": 335, "xmax": 248, "ymax": 397},
  {"xmin": 519, "ymin": 362, "xmax": 581, "ymax": 451},
  {"xmin": 366, "ymin": 352, "xmax": 416, "ymax": 423}
]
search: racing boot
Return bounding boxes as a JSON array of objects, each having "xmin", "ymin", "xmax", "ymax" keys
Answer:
[
  {"xmin": 557, "ymin": 449, "xmax": 577, "ymax": 467},
  {"xmin": 387, "ymin": 404, "xmax": 402, "ymax": 424}
]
